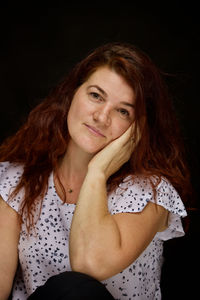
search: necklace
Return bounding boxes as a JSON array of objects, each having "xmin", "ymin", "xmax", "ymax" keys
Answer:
[{"xmin": 67, "ymin": 188, "xmax": 73, "ymax": 193}]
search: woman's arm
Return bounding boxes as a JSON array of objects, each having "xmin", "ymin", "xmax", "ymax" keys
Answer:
[
  {"xmin": 69, "ymin": 125, "xmax": 168, "ymax": 280},
  {"xmin": 69, "ymin": 171, "xmax": 168, "ymax": 281},
  {"xmin": 0, "ymin": 196, "xmax": 20, "ymax": 300}
]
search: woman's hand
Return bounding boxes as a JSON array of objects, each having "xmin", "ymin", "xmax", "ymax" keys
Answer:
[
  {"xmin": 88, "ymin": 123, "xmax": 140, "ymax": 180},
  {"xmin": 70, "ymin": 120, "xmax": 166, "ymax": 282}
]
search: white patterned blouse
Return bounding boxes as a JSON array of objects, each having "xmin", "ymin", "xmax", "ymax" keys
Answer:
[{"xmin": 0, "ymin": 162, "xmax": 187, "ymax": 300}]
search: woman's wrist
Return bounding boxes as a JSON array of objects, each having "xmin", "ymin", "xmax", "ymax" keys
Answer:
[{"xmin": 87, "ymin": 166, "xmax": 107, "ymax": 183}]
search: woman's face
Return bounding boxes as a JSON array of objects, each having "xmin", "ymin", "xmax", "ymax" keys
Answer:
[{"xmin": 67, "ymin": 66, "xmax": 135, "ymax": 154}]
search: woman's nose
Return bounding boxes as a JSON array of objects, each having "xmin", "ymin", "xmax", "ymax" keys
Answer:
[{"xmin": 93, "ymin": 107, "xmax": 111, "ymax": 127}]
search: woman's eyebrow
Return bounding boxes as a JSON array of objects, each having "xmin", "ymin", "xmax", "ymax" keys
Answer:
[
  {"xmin": 120, "ymin": 101, "xmax": 135, "ymax": 108},
  {"xmin": 87, "ymin": 85, "xmax": 107, "ymax": 96},
  {"xmin": 87, "ymin": 85, "xmax": 135, "ymax": 108}
]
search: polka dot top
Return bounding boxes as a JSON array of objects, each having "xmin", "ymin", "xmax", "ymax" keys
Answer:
[{"xmin": 0, "ymin": 162, "xmax": 187, "ymax": 300}]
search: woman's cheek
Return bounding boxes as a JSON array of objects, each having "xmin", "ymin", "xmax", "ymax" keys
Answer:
[{"xmin": 111, "ymin": 121, "xmax": 130, "ymax": 140}]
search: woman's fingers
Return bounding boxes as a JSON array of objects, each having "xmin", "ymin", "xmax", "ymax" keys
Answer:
[
  {"xmin": 121, "ymin": 122, "xmax": 140, "ymax": 148},
  {"xmin": 88, "ymin": 121, "xmax": 142, "ymax": 179},
  {"xmin": 113, "ymin": 123, "xmax": 135, "ymax": 147}
]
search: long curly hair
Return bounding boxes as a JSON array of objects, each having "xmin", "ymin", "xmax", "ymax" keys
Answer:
[{"xmin": 0, "ymin": 42, "xmax": 192, "ymax": 230}]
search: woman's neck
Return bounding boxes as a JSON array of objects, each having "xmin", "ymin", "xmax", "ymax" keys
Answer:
[{"xmin": 58, "ymin": 139, "xmax": 94, "ymax": 183}]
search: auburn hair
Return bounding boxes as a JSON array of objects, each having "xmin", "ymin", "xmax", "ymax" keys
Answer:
[{"xmin": 0, "ymin": 42, "xmax": 192, "ymax": 230}]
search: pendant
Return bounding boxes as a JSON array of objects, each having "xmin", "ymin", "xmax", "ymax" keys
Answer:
[{"xmin": 68, "ymin": 188, "xmax": 73, "ymax": 193}]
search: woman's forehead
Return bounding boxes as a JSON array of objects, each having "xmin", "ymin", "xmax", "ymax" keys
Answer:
[{"xmin": 84, "ymin": 66, "xmax": 136, "ymax": 105}]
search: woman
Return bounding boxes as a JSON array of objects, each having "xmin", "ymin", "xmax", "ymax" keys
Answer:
[{"xmin": 0, "ymin": 42, "xmax": 192, "ymax": 299}]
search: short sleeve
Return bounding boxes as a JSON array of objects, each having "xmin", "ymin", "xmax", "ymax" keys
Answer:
[
  {"xmin": 0, "ymin": 161, "xmax": 24, "ymax": 214},
  {"xmin": 107, "ymin": 176, "xmax": 187, "ymax": 241}
]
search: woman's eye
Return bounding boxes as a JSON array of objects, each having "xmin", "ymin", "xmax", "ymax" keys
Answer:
[
  {"xmin": 118, "ymin": 108, "xmax": 130, "ymax": 117},
  {"xmin": 90, "ymin": 92, "xmax": 102, "ymax": 101}
]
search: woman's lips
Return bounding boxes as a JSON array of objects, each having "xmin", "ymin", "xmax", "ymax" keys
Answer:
[{"xmin": 84, "ymin": 124, "xmax": 105, "ymax": 137}]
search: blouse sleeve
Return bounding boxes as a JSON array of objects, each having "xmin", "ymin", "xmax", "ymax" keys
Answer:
[
  {"xmin": 107, "ymin": 176, "xmax": 187, "ymax": 241},
  {"xmin": 0, "ymin": 161, "xmax": 24, "ymax": 214}
]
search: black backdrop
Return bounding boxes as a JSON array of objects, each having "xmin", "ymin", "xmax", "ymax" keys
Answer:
[{"xmin": 0, "ymin": 2, "xmax": 199, "ymax": 299}]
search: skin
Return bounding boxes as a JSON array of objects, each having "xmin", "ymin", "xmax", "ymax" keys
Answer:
[
  {"xmin": 65, "ymin": 66, "xmax": 168, "ymax": 279},
  {"xmin": 56, "ymin": 66, "xmax": 136, "ymax": 202},
  {"xmin": 0, "ymin": 66, "xmax": 168, "ymax": 298},
  {"xmin": 67, "ymin": 66, "xmax": 135, "ymax": 156},
  {"xmin": 69, "ymin": 126, "xmax": 168, "ymax": 280},
  {"xmin": 0, "ymin": 197, "xmax": 20, "ymax": 300}
]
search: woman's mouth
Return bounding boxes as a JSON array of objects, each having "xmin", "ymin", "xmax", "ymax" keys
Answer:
[{"xmin": 84, "ymin": 124, "xmax": 105, "ymax": 137}]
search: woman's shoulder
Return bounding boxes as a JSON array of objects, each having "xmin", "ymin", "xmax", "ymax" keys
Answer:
[
  {"xmin": 112, "ymin": 174, "xmax": 175, "ymax": 197},
  {"xmin": 108, "ymin": 174, "xmax": 187, "ymax": 217},
  {"xmin": 0, "ymin": 161, "xmax": 25, "ymax": 214},
  {"xmin": 108, "ymin": 175, "xmax": 187, "ymax": 241},
  {"xmin": 0, "ymin": 161, "xmax": 24, "ymax": 180},
  {"xmin": 0, "ymin": 161, "xmax": 24, "ymax": 197}
]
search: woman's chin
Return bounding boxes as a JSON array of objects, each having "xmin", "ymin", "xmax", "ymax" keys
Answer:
[
  {"xmin": 68, "ymin": 137, "xmax": 108, "ymax": 155},
  {"xmin": 80, "ymin": 142, "xmax": 106, "ymax": 155}
]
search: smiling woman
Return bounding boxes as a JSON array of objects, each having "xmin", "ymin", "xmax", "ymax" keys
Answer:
[
  {"xmin": 0, "ymin": 42, "xmax": 192, "ymax": 300},
  {"xmin": 67, "ymin": 66, "xmax": 135, "ymax": 155}
]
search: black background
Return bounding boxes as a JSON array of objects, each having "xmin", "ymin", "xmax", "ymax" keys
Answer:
[{"xmin": 0, "ymin": 1, "xmax": 199, "ymax": 299}]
